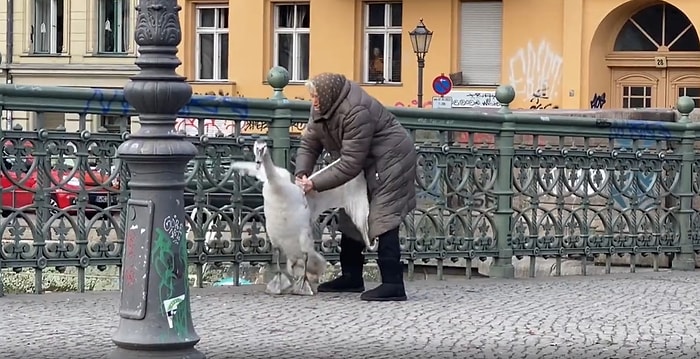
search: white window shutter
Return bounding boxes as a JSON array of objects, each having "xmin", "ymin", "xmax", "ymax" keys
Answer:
[{"xmin": 460, "ymin": 1, "xmax": 503, "ymax": 86}]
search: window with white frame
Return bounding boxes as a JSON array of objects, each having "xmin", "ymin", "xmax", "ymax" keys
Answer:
[
  {"xmin": 195, "ymin": 6, "xmax": 229, "ymax": 81},
  {"xmin": 363, "ymin": 2, "xmax": 402, "ymax": 84},
  {"xmin": 98, "ymin": 0, "xmax": 129, "ymax": 54},
  {"xmin": 101, "ymin": 115, "xmax": 131, "ymax": 133},
  {"xmin": 273, "ymin": 3, "xmax": 310, "ymax": 82},
  {"xmin": 32, "ymin": 0, "xmax": 64, "ymax": 54},
  {"xmin": 459, "ymin": 1, "xmax": 503, "ymax": 86}
]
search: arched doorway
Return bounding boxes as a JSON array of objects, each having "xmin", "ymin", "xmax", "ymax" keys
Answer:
[{"xmin": 606, "ymin": 2, "xmax": 700, "ymax": 108}]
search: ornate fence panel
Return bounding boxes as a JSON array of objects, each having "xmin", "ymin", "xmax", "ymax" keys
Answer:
[
  {"xmin": 0, "ymin": 80, "xmax": 697, "ymax": 294},
  {"xmin": 1, "ymin": 129, "xmax": 126, "ymax": 293},
  {"xmin": 508, "ymin": 116, "xmax": 687, "ymax": 276}
]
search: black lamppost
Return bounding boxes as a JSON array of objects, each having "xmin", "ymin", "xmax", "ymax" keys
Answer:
[
  {"xmin": 108, "ymin": 0, "xmax": 204, "ymax": 358},
  {"xmin": 409, "ymin": 18, "xmax": 433, "ymax": 108}
]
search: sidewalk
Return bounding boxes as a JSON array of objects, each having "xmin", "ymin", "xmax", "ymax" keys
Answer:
[{"xmin": 2, "ymin": 270, "xmax": 699, "ymax": 358}]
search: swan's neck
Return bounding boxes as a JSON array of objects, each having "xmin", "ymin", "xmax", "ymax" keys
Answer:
[{"xmin": 261, "ymin": 150, "xmax": 279, "ymax": 183}]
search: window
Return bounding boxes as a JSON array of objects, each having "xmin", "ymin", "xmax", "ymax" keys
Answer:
[
  {"xmin": 98, "ymin": 0, "xmax": 129, "ymax": 54},
  {"xmin": 101, "ymin": 115, "xmax": 131, "ymax": 133},
  {"xmin": 622, "ymin": 86, "xmax": 652, "ymax": 108},
  {"xmin": 363, "ymin": 2, "xmax": 402, "ymax": 84},
  {"xmin": 613, "ymin": 3, "xmax": 700, "ymax": 52},
  {"xmin": 195, "ymin": 6, "xmax": 229, "ymax": 81},
  {"xmin": 32, "ymin": 0, "xmax": 64, "ymax": 54},
  {"xmin": 458, "ymin": 1, "xmax": 503, "ymax": 86},
  {"xmin": 273, "ymin": 4, "xmax": 310, "ymax": 82},
  {"xmin": 678, "ymin": 87, "xmax": 700, "ymax": 108}
]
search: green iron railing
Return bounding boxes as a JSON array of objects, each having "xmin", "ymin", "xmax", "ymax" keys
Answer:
[{"xmin": 1, "ymin": 71, "xmax": 699, "ymax": 294}]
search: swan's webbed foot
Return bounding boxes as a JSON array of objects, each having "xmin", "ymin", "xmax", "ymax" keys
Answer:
[
  {"xmin": 265, "ymin": 247, "xmax": 292, "ymax": 295},
  {"xmin": 291, "ymin": 252, "xmax": 315, "ymax": 296}
]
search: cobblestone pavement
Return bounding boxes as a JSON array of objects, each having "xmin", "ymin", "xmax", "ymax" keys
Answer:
[{"xmin": 3, "ymin": 270, "xmax": 700, "ymax": 358}]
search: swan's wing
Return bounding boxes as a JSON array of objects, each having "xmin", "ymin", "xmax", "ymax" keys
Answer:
[
  {"xmin": 341, "ymin": 174, "xmax": 371, "ymax": 247},
  {"xmin": 231, "ymin": 161, "xmax": 268, "ymax": 183},
  {"xmin": 307, "ymin": 189, "xmax": 343, "ymax": 219}
]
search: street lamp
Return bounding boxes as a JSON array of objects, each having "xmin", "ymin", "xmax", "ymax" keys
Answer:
[
  {"xmin": 409, "ymin": 18, "xmax": 433, "ymax": 108},
  {"xmin": 109, "ymin": 0, "xmax": 203, "ymax": 358}
]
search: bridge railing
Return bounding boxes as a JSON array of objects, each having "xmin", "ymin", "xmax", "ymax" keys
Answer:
[{"xmin": 0, "ymin": 70, "xmax": 699, "ymax": 294}]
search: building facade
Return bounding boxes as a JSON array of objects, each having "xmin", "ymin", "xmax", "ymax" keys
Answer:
[
  {"xmin": 176, "ymin": 0, "xmax": 700, "ymax": 113},
  {"xmin": 0, "ymin": 0, "xmax": 140, "ymax": 131}
]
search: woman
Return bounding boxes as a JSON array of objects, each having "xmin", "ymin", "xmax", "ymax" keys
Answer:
[{"xmin": 295, "ymin": 72, "xmax": 417, "ymax": 302}]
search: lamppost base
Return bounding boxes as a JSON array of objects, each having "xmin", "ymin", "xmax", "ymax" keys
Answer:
[{"xmin": 107, "ymin": 346, "xmax": 206, "ymax": 359}]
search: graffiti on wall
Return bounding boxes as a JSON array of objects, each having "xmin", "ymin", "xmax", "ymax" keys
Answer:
[
  {"xmin": 528, "ymin": 86, "xmax": 559, "ymax": 110},
  {"xmin": 193, "ymin": 89, "xmax": 243, "ymax": 97},
  {"xmin": 176, "ymin": 88, "xmax": 307, "ymax": 137},
  {"xmin": 394, "ymin": 99, "xmax": 433, "ymax": 108},
  {"xmin": 606, "ymin": 119, "xmax": 670, "ymax": 211},
  {"xmin": 509, "ymin": 40, "xmax": 563, "ymax": 110},
  {"xmin": 590, "ymin": 93, "xmax": 607, "ymax": 109},
  {"xmin": 153, "ymin": 215, "xmax": 190, "ymax": 338},
  {"xmin": 609, "ymin": 119, "xmax": 671, "ymax": 141},
  {"xmin": 176, "ymin": 88, "xmax": 248, "ymax": 136},
  {"xmin": 78, "ymin": 87, "xmax": 250, "ymax": 118},
  {"xmin": 175, "ymin": 118, "xmax": 234, "ymax": 136}
]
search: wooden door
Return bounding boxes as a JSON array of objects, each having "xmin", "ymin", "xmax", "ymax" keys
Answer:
[
  {"xmin": 667, "ymin": 70, "xmax": 700, "ymax": 108},
  {"xmin": 611, "ymin": 68, "xmax": 665, "ymax": 109}
]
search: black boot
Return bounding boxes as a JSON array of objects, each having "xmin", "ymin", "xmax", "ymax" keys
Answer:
[
  {"xmin": 360, "ymin": 227, "xmax": 407, "ymax": 302},
  {"xmin": 318, "ymin": 234, "xmax": 366, "ymax": 293}
]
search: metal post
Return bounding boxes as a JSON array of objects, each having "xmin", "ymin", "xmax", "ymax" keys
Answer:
[
  {"xmin": 108, "ymin": 0, "xmax": 203, "ymax": 358},
  {"xmin": 417, "ymin": 59, "xmax": 424, "ymax": 108},
  {"xmin": 0, "ymin": 260, "xmax": 4, "ymax": 297},
  {"xmin": 489, "ymin": 85, "xmax": 516, "ymax": 279},
  {"xmin": 672, "ymin": 96, "xmax": 696, "ymax": 271}
]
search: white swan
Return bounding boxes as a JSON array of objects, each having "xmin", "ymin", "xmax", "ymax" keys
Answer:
[
  {"xmin": 231, "ymin": 138, "xmax": 371, "ymax": 295},
  {"xmin": 187, "ymin": 207, "xmax": 222, "ymax": 249},
  {"xmin": 186, "ymin": 207, "xmax": 222, "ymax": 280}
]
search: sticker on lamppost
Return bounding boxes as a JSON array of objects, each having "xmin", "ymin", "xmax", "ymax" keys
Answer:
[{"xmin": 163, "ymin": 294, "xmax": 186, "ymax": 329}]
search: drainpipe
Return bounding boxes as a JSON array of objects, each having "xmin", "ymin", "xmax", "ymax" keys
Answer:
[
  {"xmin": 4, "ymin": 0, "xmax": 13, "ymax": 130},
  {"xmin": 6, "ymin": 0, "xmax": 12, "ymax": 67}
]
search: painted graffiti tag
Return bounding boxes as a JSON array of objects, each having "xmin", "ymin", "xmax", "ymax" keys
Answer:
[
  {"xmin": 175, "ymin": 90, "xmax": 250, "ymax": 136},
  {"xmin": 123, "ymin": 267, "xmax": 136, "ymax": 287},
  {"xmin": 179, "ymin": 94, "xmax": 249, "ymax": 120},
  {"xmin": 163, "ymin": 215, "xmax": 184, "ymax": 245},
  {"xmin": 79, "ymin": 88, "xmax": 250, "ymax": 121},
  {"xmin": 153, "ymin": 226, "xmax": 190, "ymax": 339},
  {"xmin": 606, "ymin": 118, "xmax": 669, "ymax": 210},
  {"xmin": 528, "ymin": 86, "xmax": 559, "ymax": 110},
  {"xmin": 591, "ymin": 93, "xmax": 607, "ymax": 109},
  {"xmin": 509, "ymin": 40, "xmax": 563, "ymax": 107},
  {"xmin": 554, "ymin": 169, "xmax": 657, "ymax": 212},
  {"xmin": 83, "ymin": 88, "xmax": 131, "ymax": 116},
  {"xmin": 175, "ymin": 118, "xmax": 236, "ymax": 136},
  {"xmin": 193, "ymin": 89, "xmax": 243, "ymax": 97},
  {"xmin": 175, "ymin": 118, "xmax": 307, "ymax": 136},
  {"xmin": 393, "ymin": 99, "xmax": 433, "ymax": 108},
  {"xmin": 123, "ymin": 229, "xmax": 138, "ymax": 287},
  {"xmin": 610, "ymin": 119, "xmax": 672, "ymax": 141}
]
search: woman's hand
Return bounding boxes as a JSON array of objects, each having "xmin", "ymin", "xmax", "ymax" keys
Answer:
[{"xmin": 295, "ymin": 175, "xmax": 315, "ymax": 194}]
